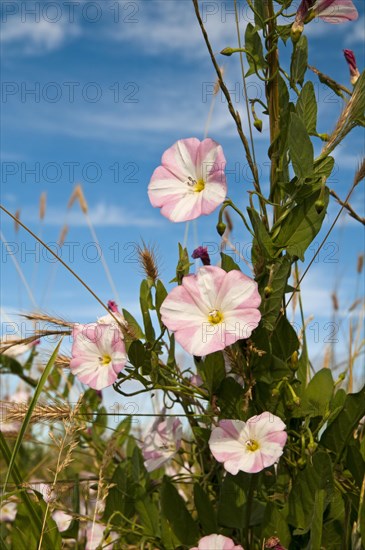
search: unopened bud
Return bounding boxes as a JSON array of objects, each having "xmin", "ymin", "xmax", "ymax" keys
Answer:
[
  {"xmin": 297, "ymin": 457, "xmax": 307, "ymax": 468},
  {"xmin": 272, "ymin": 388, "xmax": 280, "ymax": 397},
  {"xmin": 307, "ymin": 441, "xmax": 318, "ymax": 454},
  {"xmin": 220, "ymin": 47, "xmax": 234, "ymax": 56},
  {"xmin": 290, "ymin": 351, "xmax": 299, "ymax": 371},
  {"xmin": 291, "ymin": 23, "xmax": 303, "ymax": 43},
  {"xmin": 217, "ymin": 222, "xmax": 227, "ymax": 236},
  {"xmin": 315, "ymin": 199, "xmax": 325, "ymax": 214},
  {"xmin": 254, "ymin": 118, "xmax": 263, "ymax": 132},
  {"xmin": 264, "ymin": 286, "xmax": 273, "ymax": 298}
]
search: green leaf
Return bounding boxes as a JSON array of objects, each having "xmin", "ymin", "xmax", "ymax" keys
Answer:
[
  {"xmin": 220, "ymin": 252, "xmax": 240, "ymax": 272},
  {"xmin": 128, "ymin": 340, "xmax": 146, "ymax": 369},
  {"xmin": 288, "ymin": 451, "xmax": 334, "ymax": 535},
  {"xmin": 155, "ymin": 279, "xmax": 168, "ymax": 327},
  {"xmin": 160, "ymin": 478, "xmax": 199, "ymax": 545},
  {"xmin": 261, "ymin": 256, "xmax": 292, "ymax": 330},
  {"xmin": 271, "ymin": 315, "xmax": 299, "ymax": 361},
  {"xmin": 313, "ymin": 156, "xmax": 335, "ymax": 179},
  {"xmin": 217, "ymin": 474, "xmax": 246, "ymax": 528},
  {"xmin": 199, "ymin": 351, "xmax": 226, "ymax": 394},
  {"xmin": 273, "ymin": 188, "xmax": 329, "ymax": 261},
  {"xmin": 216, "ymin": 378, "xmax": 245, "ymax": 419},
  {"xmin": 4, "ymin": 339, "xmax": 62, "ymax": 489},
  {"xmin": 135, "ymin": 497, "xmax": 161, "ymax": 537},
  {"xmin": 12, "ymin": 501, "xmax": 62, "ymax": 550},
  {"xmin": 320, "ymin": 385, "xmax": 365, "ymax": 460},
  {"xmin": 290, "ymin": 35, "xmax": 308, "ymax": 87},
  {"xmin": 245, "ymin": 23, "xmax": 266, "ymax": 77},
  {"xmin": 139, "ymin": 280, "xmax": 155, "ymax": 342},
  {"xmin": 262, "ymin": 504, "xmax": 291, "ymax": 546},
  {"xmin": 247, "ymin": 207, "xmax": 275, "ymax": 262},
  {"xmin": 297, "ymin": 81, "xmax": 317, "ymax": 134},
  {"xmin": 122, "ymin": 308, "xmax": 144, "ymax": 340},
  {"xmin": 309, "ymin": 489, "xmax": 326, "ymax": 550},
  {"xmin": 288, "ymin": 113, "xmax": 314, "ymax": 179},
  {"xmin": 194, "ymin": 483, "xmax": 218, "ymax": 534},
  {"xmin": 103, "ymin": 461, "xmax": 136, "ymax": 523},
  {"xmin": 254, "ymin": 0, "xmax": 266, "ymax": 29},
  {"xmin": 292, "ymin": 368, "xmax": 334, "ymax": 417}
]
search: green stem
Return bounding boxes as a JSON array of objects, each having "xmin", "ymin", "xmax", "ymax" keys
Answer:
[{"xmin": 265, "ymin": 0, "xmax": 281, "ymax": 223}]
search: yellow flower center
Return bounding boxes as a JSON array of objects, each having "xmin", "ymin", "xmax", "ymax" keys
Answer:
[
  {"xmin": 101, "ymin": 354, "xmax": 112, "ymax": 366},
  {"xmin": 186, "ymin": 176, "xmax": 205, "ymax": 193},
  {"xmin": 208, "ymin": 309, "xmax": 223, "ymax": 325},
  {"xmin": 245, "ymin": 439, "xmax": 259, "ymax": 452}
]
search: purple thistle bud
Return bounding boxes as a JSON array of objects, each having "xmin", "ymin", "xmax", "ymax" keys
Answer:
[
  {"xmin": 344, "ymin": 49, "xmax": 360, "ymax": 84},
  {"xmin": 107, "ymin": 300, "xmax": 119, "ymax": 313},
  {"xmin": 191, "ymin": 246, "xmax": 211, "ymax": 266}
]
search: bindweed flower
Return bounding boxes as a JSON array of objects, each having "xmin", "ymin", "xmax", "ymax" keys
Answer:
[
  {"xmin": 70, "ymin": 323, "xmax": 127, "ymax": 390},
  {"xmin": 265, "ymin": 537, "xmax": 287, "ymax": 550},
  {"xmin": 52, "ymin": 510, "xmax": 72, "ymax": 532},
  {"xmin": 148, "ymin": 138, "xmax": 227, "ymax": 222},
  {"xmin": 192, "ymin": 246, "xmax": 211, "ymax": 266},
  {"xmin": 292, "ymin": 0, "xmax": 358, "ymax": 39},
  {"xmin": 98, "ymin": 300, "xmax": 126, "ymax": 329},
  {"xmin": 86, "ymin": 522, "xmax": 115, "ymax": 550},
  {"xmin": 344, "ymin": 49, "xmax": 360, "ymax": 85},
  {"xmin": 160, "ymin": 266, "xmax": 261, "ymax": 356},
  {"xmin": 190, "ymin": 534, "xmax": 244, "ymax": 550},
  {"xmin": 209, "ymin": 412, "xmax": 287, "ymax": 474},
  {"xmin": 313, "ymin": 0, "xmax": 358, "ymax": 23},
  {"xmin": 141, "ymin": 417, "xmax": 182, "ymax": 472},
  {"xmin": 0, "ymin": 501, "xmax": 17, "ymax": 522}
]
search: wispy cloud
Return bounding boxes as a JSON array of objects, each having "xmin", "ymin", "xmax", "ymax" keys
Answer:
[
  {"xmin": 1, "ymin": 15, "xmax": 80, "ymax": 54},
  {"xmin": 10, "ymin": 202, "xmax": 162, "ymax": 228}
]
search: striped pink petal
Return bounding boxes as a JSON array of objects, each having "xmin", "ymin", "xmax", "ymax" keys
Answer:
[
  {"xmin": 160, "ymin": 266, "xmax": 261, "ymax": 356},
  {"xmin": 314, "ymin": 0, "xmax": 358, "ymax": 22},
  {"xmin": 148, "ymin": 138, "xmax": 227, "ymax": 222},
  {"xmin": 209, "ymin": 413, "xmax": 287, "ymax": 474}
]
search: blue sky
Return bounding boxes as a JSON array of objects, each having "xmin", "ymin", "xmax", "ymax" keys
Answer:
[{"xmin": 1, "ymin": 0, "xmax": 364, "ymax": 407}]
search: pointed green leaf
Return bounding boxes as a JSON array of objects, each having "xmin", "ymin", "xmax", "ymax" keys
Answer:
[
  {"xmin": 297, "ymin": 81, "xmax": 317, "ymax": 134},
  {"xmin": 273, "ymin": 188, "xmax": 329, "ymax": 261},
  {"xmin": 160, "ymin": 478, "xmax": 199, "ymax": 545},
  {"xmin": 288, "ymin": 113, "xmax": 314, "ymax": 179},
  {"xmin": 290, "ymin": 35, "xmax": 308, "ymax": 86}
]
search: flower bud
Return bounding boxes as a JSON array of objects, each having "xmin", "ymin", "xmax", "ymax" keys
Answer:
[
  {"xmin": 315, "ymin": 199, "xmax": 326, "ymax": 214},
  {"xmin": 220, "ymin": 47, "xmax": 234, "ymax": 56},
  {"xmin": 344, "ymin": 49, "xmax": 360, "ymax": 85},
  {"xmin": 192, "ymin": 246, "xmax": 211, "ymax": 266},
  {"xmin": 290, "ymin": 351, "xmax": 299, "ymax": 371},
  {"xmin": 307, "ymin": 441, "xmax": 318, "ymax": 454},
  {"xmin": 254, "ymin": 118, "xmax": 263, "ymax": 133},
  {"xmin": 264, "ymin": 286, "xmax": 273, "ymax": 298},
  {"xmin": 216, "ymin": 221, "xmax": 227, "ymax": 236}
]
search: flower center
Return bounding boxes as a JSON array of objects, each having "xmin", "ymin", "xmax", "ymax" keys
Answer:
[
  {"xmin": 208, "ymin": 309, "xmax": 223, "ymax": 325},
  {"xmin": 245, "ymin": 439, "xmax": 259, "ymax": 452},
  {"xmin": 100, "ymin": 354, "xmax": 112, "ymax": 366},
  {"xmin": 186, "ymin": 176, "xmax": 205, "ymax": 193}
]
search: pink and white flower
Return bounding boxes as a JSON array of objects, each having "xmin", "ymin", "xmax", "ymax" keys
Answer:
[
  {"xmin": 209, "ymin": 412, "xmax": 287, "ymax": 475},
  {"xmin": 148, "ymin": 138, "xmax": 227, "ymax": 222},
  {"xmin": 98, "ymin": 300, "xmax": 126, "ymax": 330},
  {"xmin": 190, "ymin": 534, "xmax": 244, "ymax": 550},
  {"xmin": 292, "ymin": 0, "xmax": 358, "ymax": 37},
  {"xmin": 70, "ymin": 323, "xmax": 127, "ymax": 390},
  {"xmin": 141, "ymin": 417, "xmax": 182, "ymax": 472},
  {"xmin": 160, "ymin": 266, "xmax": 261, "ymax": 356},
  {"xmin": 0, "ymin": 501, "xmax": 17, "ymax": 522},
  {"xmin": 313, "ymin": 0, "xmax": 358, "ymax": 23},
  {"xmin": 86, "ymin": 522, "xmax": 115, "ymax": 550},
  {"xmin": 52, "ymin": 510, "xmax": 72, "ymax": 532}
]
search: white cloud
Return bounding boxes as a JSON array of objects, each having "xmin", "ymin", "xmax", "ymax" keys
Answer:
[
  {"xmin": 1, "ymin": 18, "xmax": 80, "ymax": 54},
  {"xmin": 19, "ymin": 202, "xmax": 162, "ymax": 228},
  {"xmin": 110, "ymin": 0, "xmax": 248, "ymax": 57},
  {"xmin": 345, "ymin": 16, "xmax": 365, "ymax": 45}
]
